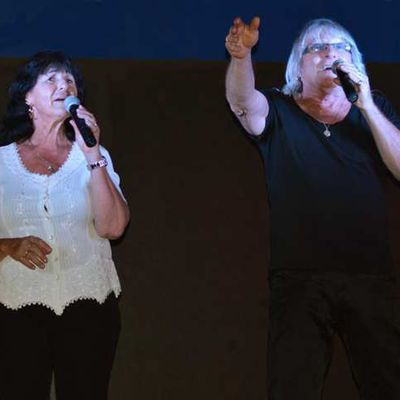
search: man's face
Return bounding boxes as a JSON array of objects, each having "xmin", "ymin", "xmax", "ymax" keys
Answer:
[{"xmin": 300, "ymin": 33, "xmax": 353, "ymax": 90}]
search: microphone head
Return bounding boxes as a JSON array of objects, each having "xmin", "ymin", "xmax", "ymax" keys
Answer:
[
  {"xmin": 331, "ymin": 59, "xmax": 344, "ymax": 75},
  {"xmin": 64, "ymin": 96, "xmax": 80, "ymax": 112}
]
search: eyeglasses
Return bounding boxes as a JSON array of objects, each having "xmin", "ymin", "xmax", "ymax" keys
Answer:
[{"xmin": 303, "ymin": 42, "xmax": 352, "ymax": 55}]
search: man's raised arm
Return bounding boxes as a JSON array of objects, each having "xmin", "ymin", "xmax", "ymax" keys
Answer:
[{"xmin": 225, "ymin": 17, "xmax": 269, "ymax": 136}]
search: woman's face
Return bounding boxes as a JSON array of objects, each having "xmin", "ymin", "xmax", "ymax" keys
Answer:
[{"xmin": 25, "ymin": 67, "xmax": 78, "ymax": 122}]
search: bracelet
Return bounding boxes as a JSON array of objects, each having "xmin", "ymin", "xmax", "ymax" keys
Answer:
[{"xmin": 87, "ymin": 156, "xmax": 108, "ymax": 170}]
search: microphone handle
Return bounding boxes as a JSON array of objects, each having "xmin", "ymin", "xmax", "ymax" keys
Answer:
[
  {"xmin": 336, "ymin": 69, "xmax": 358, "ymax": 103},
  {"xmin": 69, "ymin": 105, "xmax": 97, "ymax": 147}
]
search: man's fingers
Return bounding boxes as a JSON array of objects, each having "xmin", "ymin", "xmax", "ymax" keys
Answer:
[
  {"xmin": 233, "ymin": 17, "xmax": 243, "ymax": 26},
  {"xmin": 249, "ymin": 16, "xmax": 260, "ymax": 31}
]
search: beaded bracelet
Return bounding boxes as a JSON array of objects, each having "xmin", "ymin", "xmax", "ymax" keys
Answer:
[{"xmin": 87, "ymin": 156, "xmax": 108, "ymax": 170}]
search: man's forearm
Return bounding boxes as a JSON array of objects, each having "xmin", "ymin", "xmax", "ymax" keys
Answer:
[
  {"xmin": 362, "ymin": 104, "xmax": 400, "ymax": 180},
  {"xmin": 225, "ymin": 54, "xmax": 257, "ymax": 113},
  {"xmin": 225, "ymin": 54, "xmax": 268, "ymax": 135}
]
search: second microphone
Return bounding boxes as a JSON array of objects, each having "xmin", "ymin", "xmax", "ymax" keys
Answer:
[{"xmin": 331, "ymin": 60, "xmax": 359, "ymax": 104}]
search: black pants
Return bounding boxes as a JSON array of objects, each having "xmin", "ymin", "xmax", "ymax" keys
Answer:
[
  {"xmin": 0, "ymin": 294, "xmax": 120, "ymax": 400},
  {"xmin": 267, "ymin": 271, "xmax": 400, "ymax": 400}
]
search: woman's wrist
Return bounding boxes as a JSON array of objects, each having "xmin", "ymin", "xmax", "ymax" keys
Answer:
[
  {"xmin": 84, "ymin": 149, "xmax": 103, "ymax": 164},
  {"xmin": 87, "ymin": 156, "xmax": 108, "ymax": 171}
]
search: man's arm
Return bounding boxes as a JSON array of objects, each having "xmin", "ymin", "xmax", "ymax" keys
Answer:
[
  {"xmin": 225, "ymin": 17, "xmax": 269, "ymax": 136},
  {"xmin": 337, "ymin": 61, "xmax": 400, "ymax": 180},
  {"xmin": 362, "ymin": 104, "xmax": 400, "ymax": 180}
]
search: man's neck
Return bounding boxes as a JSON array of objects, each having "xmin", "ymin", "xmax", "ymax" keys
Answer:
[{"xmin": 295, "ymin": 86, "xmax": 351, "ymax": 124}]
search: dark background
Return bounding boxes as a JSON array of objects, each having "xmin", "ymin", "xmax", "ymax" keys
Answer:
[{"xmin": 0, "ymin": 1, "xmax": 400, "ymax": 399}]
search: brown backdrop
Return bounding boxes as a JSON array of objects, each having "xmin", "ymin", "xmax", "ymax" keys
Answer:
[{"xmin": 1, "ymin": 59, "xmax": 399, "ymax": 400}]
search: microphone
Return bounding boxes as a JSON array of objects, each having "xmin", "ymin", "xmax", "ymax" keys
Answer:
[
  {"xmin": 64, "ymin": 96, "xmax": 97, "ymax": 147},
  {"xmin": 331, "ymin": 60, "xmax": 358, "ymax": 103}
]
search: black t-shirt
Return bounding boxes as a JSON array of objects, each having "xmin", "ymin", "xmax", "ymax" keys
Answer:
[{"xmin": 254, "ymin": 88, "xmax": 400, "ymax": 274}]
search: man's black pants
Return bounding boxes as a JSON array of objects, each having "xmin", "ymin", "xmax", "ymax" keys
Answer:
[{"xmin": 267, "ymin": 271, "xmax": 400, "ymax": 400}]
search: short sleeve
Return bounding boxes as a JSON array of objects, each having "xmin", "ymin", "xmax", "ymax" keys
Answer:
[
  {"xmin": 373, "ymin": 91, "xmax": 400, "ymax": 129},
  {"xmin": 249, "ymin": 88, "xmax": 281, "ymax": 142}
]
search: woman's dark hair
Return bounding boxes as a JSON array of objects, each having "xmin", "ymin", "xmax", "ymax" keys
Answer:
[{"xmin": 0, "ymin": 50, "xmax": 85, "ymax": 145}]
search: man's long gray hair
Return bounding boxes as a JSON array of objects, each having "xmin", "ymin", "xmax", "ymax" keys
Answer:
[{"xmin": 282, "ymin": 18, "xmax": 366, "ymax": 96}]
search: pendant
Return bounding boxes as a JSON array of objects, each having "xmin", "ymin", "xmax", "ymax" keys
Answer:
[
  {"xmin": 323, "ymin": 128, "xmax": 331, "ymax": 137},
  {"xmin": 47, "ymin": 164, "xmax": 55, "ymax": 173}
]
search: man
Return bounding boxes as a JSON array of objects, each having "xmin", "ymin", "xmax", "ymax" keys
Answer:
[{"xmin": 225, "ymin": 17, "xmax": 400, "ymax": 399}]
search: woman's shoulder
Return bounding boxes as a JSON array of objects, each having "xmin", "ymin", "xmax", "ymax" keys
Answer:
[
  {"xmin": 0, "ymin": 141, "xmax": 15, "ymax": 150},
  {"xmin": 0, "ymin": 142, "xmax": 16, "ymax": 159}
]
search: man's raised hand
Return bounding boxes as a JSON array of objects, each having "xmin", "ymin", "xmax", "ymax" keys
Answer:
[{"xmin": 225, "ymin": 17, "xmax": 260, "ymax": 59}]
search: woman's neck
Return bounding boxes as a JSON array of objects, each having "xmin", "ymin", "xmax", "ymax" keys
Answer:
[{"xmin": 29, "ymin": 119, "xmax": 70, "ymax": 149}]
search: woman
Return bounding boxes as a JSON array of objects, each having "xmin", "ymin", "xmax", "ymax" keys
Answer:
[{"xmin": 0, "ymin": 51, "xmax": 130, "ymax": 400}]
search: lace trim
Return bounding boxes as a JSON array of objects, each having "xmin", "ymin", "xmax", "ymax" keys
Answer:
[
  {"xmin": 5, "ymin": 142, "xmax": 86, "ymax": 186},
  {"xmin": 14, "ymin": 141, "xmax": 76, "ymax": 176},
  {"xmin": 0, "ymin": 288, "xmax": 121, "ymax": 316}
]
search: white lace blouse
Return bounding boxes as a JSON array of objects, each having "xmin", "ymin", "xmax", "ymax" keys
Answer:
[{"xmin": 0, "ymin": 142, "xmax": 123, "ymax": 315}]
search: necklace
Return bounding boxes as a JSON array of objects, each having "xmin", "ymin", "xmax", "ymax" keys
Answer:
[
  {"xmin": 34, "ymin": 151, "xmax": 58, "ymax": 174},
  {"xmin": 322, "ymin": 123, "xmax": 331, "ymax": 138}
]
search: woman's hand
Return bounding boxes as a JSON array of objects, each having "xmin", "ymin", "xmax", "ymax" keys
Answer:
[
  {"xmin": 69, "ymin": 105, "xmax": 102, "ymax": 158},
  {"xmin": 225, "ymin": 17, "xmax": 260, "ymax": 59},
  {"xmin": 0, "ymin": 236, "xmax": 52, "ymax": 270}
]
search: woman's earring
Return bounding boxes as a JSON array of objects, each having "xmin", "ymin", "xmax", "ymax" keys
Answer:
[{"xmin": 27, "ymin": 104, "xmax": 34, "ymax": 119}]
